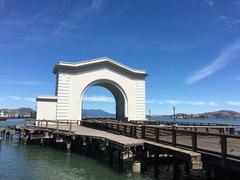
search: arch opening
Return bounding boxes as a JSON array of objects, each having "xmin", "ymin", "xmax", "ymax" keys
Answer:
[{"xmin": 80, "ymin": 80, "xmax": 128, "ymax": 121}]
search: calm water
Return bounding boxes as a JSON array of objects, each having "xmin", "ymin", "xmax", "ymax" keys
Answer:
[
  {"xmin": 0, "ymin": 119, "xmax": 25, "ymax": 127},
  {"xmin": 1, "ymin": 118, "xmax": 240, "ymax": 127},
  {"xmin": 0, "ymin": 140, "xmax": 146, "ymax": 180}
]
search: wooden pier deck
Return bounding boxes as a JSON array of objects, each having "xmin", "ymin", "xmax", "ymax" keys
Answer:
[
  {"xmin": 26, "ymin": 124, "xmax": 144, "ymax": 148},
  {"xmin": 19, "ymin": 119, "xmax": 240, "ymax": 173}
]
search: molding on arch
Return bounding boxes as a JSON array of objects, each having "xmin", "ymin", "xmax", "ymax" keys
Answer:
[{"xmin": 53, "ymin": 57, "xmax": 148, "ymax": 77}]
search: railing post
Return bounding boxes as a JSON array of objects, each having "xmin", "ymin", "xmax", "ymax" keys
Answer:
[
  {"xmin": 37, "ymin": 120, "xmax": 40, "ymax": 127},
  {"xmin": 124, "ymin": 125, "xmax": 127, "ymax": 134},
  {"xmin": 191, "ymin": 132, "xmax": 197, "ymax": 151},
  {"xmin": 134, "ymin": 126, "xmax": 137, "ymax": 137},
  {"xmin": 130, "ymin": 126, "xmax": 133, "ymax": 136},
  {"xmin": 206, "ymin": 128, "xmax": 209, "ymax": 133},
  {"xmin": 46, "ymin": 121, "xmax": 48, "ymax": 128},
  {"xmin": 172, "ymin": 127, "xmax": 176, "ymax": 147},
  {"xmin": 141, "ymin": 126, "xmax": 145, "ymax": 139},
  {"xmin": 69, "ymin": 121, "xmax": 72, "ymax": 132},
  {"xmin": 57, "ymin": 121, "xmax": 59, "ymax": 130},
  {"xmin": 155, "ymin": 128, "xmax": 159, "ymax": 143},
  {"xmin": 220, "ymin": 135, "xmax": 227, "ymax": 168}
]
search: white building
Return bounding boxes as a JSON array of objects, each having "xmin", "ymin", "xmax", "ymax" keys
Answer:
[
  {"xmin": 0, "ymin": 110, "xmax": 8, "ymax": 117},
  {"xmin": 36, "ymin": 57, "xmax": 148, "ymax": 121}
]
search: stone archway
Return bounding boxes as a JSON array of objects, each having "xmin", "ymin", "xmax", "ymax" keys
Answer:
[
  {"xmin": 36, "ymin": 57, "xmax": 148, "ymax": 121},
  {"xmin": 80, "ymin": 79, "xmax": 127, "ymax": 120}
]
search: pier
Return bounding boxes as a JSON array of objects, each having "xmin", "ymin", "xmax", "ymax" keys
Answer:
[
  {"xmin": 14, "ymin": 119, "xmax": 240, "ymax": 179},
  {"xmin": 12, "ymin": 58, "xmax": 240, "ymax": 179}
]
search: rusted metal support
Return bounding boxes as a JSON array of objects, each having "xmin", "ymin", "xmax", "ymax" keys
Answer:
[
  {"xmin": 66, "ymin": 141, "xmax": 71, "ymax": 154},
  {"xmin": 69, "ymin": 121, "xmax": 72, "ymax": 132},
  {"xmin": 124, "ymin": 125, "xmax": 127, "ymax": 134},
  {"xmin": 220, "ymin": 135, "xmax": 227, "ymax": 168},
  {"xmin": 134, "ymin": 127, "xmax": 137, "ymax": 137},
  {"xmin": 155, "ymin": 128, "xmax": 159, "ymax": 143},
  {"xmin": 206, "ymin": 128, "xmax": 209, "ymax": 133},
  {"xmin": 172, "ymin": 128, "xmax": 176, "ymax": 147},
  {"xmin": 141, "ymin": 126, "xmax": 145, "ymax": 139},
  {"xmin": 130, "ymin": 126, "xmax": 133, "ymax": 136},
  {"xmin": 191, "ymin": 132, "xmax": 197, "ymax": 151}
]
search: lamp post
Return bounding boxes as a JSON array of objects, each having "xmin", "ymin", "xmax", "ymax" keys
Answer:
[
  {"xmin": 173, "ymin": 106, "xmax": 176, "ymax": 125},
  {"xmin": 148, "ymin": 109, "xmax": 151, "ymax": 121}
]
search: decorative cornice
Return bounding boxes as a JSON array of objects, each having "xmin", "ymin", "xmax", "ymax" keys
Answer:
[{"xmin": 53, "ymin": 57, "xmax": 148, "ymax": 76}]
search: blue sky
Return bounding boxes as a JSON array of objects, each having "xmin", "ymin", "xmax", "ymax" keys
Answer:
[{"xmin": 0, "ymin": 0, "xmax": 240, "ymax": 115}]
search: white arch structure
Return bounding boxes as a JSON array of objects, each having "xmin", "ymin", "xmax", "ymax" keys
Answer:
[{"xmin": 36, "ymin": 57, "xmax": 148, "ymax": 121}]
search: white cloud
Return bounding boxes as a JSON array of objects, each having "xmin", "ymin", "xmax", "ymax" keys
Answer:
[
  {"xmin": 147, "ymin": 99, "xmax": 217, "ymax": 106},
  {"xmin": 0, "ymin": 98, "xmax": 6, "ymax": 101},
  {"xmin": 157, "ymin": 101, "xmax": 165, "ymax": 104},
  {"xmin": 165, "ymin": 100, "xmax": 184, "ymax": 105},
  {"xmin": 83, "ymin": 95, "xmax": 115, "ymax": 103},
  {"xmin": 230, "ymin": 76, "xmax": 240, "ymax": 81},
  {"xmin": 25, "ymin": 98, "xmax": 35, "ymax": 102},
  {"xmin": 233, "ymin": 1, "xmax": 240, "ymax": 7},
  {"xmin": 225, "ymin": 101, "xmax": 240, "ymax": 106},
  {"xmin": 147, "ymin": 100, "xmax": 165, "ymax": 104},
  {"xmin": 186, "ymin": 39, "xmax": 240, "ymax": 84},
  {"xmin": 146, "ymin": 100, "xmax": 156, "ymax": 104},
  {"xmin": 218, "ymin": 15, "xmax": 228, "ymax": 21},
  {"xmin": 0, "ymin": 0, "xmax": 5, "ymax": 7},
  {"xmin": 51, "ymin": 0, "xmax": 106, "ymax": 37},
  {"xmin": 3, "ymin": 80, "xmax": 51, "ymax": 86},
  {"xmin": 8, "ymin": 96, "xmax": 20, "ymax": 100},
  {"xmin": 205, "ymin": 0, "xmax": 214, "ymax": 7},
  {"xmin": 186, "ymin": 101, "xmax": 206, "ymax": 106},
  {"xmin": 209, "ymin": 101, "xmax": 218, "ymax": 106},
  {"xmin": 165, "ymin": 100, "xmax": 217, "ymax": 106}
]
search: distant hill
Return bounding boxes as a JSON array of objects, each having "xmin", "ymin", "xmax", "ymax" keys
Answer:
[
  {"xmin": 202, "ymin": 110, "xmax": 240, "ymax": 119},
  {"xmin": 83, "ymin": 109, "xmax": 115, "ymax": 119},
  {"xmin": 2, "ymin": 108, "xmax": 239, "ymax": 120},
  {"xmin": 149, "ymin": 110, "xmax": 240, "ymax": 120},
  {"xmin": 1, "ymin": 108, "xmax": 115, "ymax": 119}
]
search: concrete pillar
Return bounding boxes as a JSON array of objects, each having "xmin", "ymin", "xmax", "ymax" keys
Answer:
[
  {"xmin": 66, "ymin": 141, "xmax": 71, "ymax": 154},
  {"xmin": 132, "ymin": 161, "xmax": 141, "ymax": 173},
  {"xmin": 173, "ymin": 161, "xmax": 180, "ymax": 180},
  {"xmin": 154, "ymin": 152, "xmax": 159, "ymax": 177},
  {"xmin": 184, "ymin": 162, "xmax": 190, "ymax": 176},
  {"xmin": 107, "ymin": 146, "xmax": 113, "ymax": 166}
]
